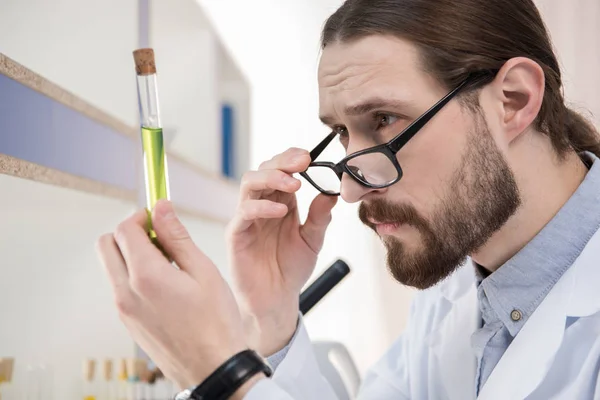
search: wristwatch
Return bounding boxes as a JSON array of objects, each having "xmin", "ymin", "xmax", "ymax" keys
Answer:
[{"xmin": 174, "ymin": 350, "xmax": 272, "ymax": 400}]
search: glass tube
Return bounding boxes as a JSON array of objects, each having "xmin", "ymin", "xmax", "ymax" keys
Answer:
[
  {"xmin": 133, "ymin": 48, "xmax": 170, "ymax": 244},
  {"xmin": 24, "ymin": 364, "xmax": 40, "ymax": 400},
  {"xmin": 116, "ymin": 359, "xmax": 128, "ymax": 400}
]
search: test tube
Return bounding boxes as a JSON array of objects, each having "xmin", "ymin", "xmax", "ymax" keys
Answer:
[
  {"xmin": 104, "ymin": 359, "xmax": 115, "ymax": 400},
  {"xmin": 126, "ymin": 359, "xmax": 147, "ymax": 400},
  {"xmin": 116, "ymin": 359, "xmax": 128, "ymax": 400},
  {"xmin": 0, "ymin": 358, "xmax": 15, "ymax": 400},
  {"xmin": 133, "ymin": 48, "xmax": 170, "ymax": 245},
  {"xmin": 82, "ymin": 359, "xmax": 97, "ymax": 400}
]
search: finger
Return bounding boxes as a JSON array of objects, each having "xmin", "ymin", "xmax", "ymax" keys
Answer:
[
  {"xmin": 300, "ymin": 194, "xmax": 338, "ymax": 253},
  {"xmin": 240, "ymin": 169, "xmax": 301, "ymax": 201},
  {"xmin": 96, "ymin": 233, "xmax": 139, "ymax": 316},
  {"xmin": 258, "ymin": 147, "xmax": 311, "ymax": 174},
  {"xmin": 228, "ymin": 199, "xmax": 289, "ymax": 235},
  {"xmin": 152, "ymin": 199, "xmax": 213, "ymax": 282},
  {"xmin": 113, "ymin": 209, "xmax": 159, "ymax": 271},
  {"xmin": 96, "ymin": 233, "xmax": 130, "ymax": 292}
]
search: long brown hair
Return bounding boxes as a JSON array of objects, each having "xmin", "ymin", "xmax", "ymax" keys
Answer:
[{"xmin": 322, "ymin": 0, "xmax": 600, "ymax": 159}]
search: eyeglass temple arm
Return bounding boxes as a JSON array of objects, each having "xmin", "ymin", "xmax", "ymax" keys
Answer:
[
  {"xmin": 309, "ymin": 131, "xmax": 338, "ymax": 161},
  {"xmin": 389, "ymin": 78, "xmax": 471, "ymax": 153}
]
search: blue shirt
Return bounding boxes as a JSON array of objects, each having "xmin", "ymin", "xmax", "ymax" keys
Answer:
[{"xmin": 472, "ymin": 151, "xmax": 600, "ymax": 393}]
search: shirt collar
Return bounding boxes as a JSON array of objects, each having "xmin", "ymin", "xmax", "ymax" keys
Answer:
[{"xmin": 478, "ymin": 152, "xmax": 600, "ymax": 336}]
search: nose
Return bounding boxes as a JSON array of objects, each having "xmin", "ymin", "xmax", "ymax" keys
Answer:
[
  {"xmin": 340, "ymin": 173, "xmax": 387, "ymax": 203},
  {"xmin": 339, "ymin": 138, "xmax": 388, "ymax": 203}
]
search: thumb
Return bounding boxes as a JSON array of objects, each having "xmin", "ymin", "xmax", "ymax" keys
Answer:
[
  {"xmin": 152, "ymin": 200, "xmax": 212, "ymax": 280},
  {"xmin": 300, "ymin": 194, "xmax": 338, "ymax": 253}
]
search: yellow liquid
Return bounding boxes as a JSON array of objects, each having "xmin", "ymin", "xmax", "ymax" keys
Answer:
[{"xmin": 141, "ymin": 126, "xmax": 169, "ymax": 241}]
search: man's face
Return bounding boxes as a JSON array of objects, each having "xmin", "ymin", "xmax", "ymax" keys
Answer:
[{"xmin": 317, "ymin": 35, "xmax": 521, "ymax": 289}]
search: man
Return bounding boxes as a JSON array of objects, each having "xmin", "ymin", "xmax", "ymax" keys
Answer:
[{"xmin": 96, "ymin": 0, "xmax": 600, "ymax": 399}]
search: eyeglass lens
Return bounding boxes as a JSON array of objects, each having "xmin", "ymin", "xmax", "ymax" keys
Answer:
[{"xmin": 305, "ymin": 137, "xmax": 399, "ymax": 194}]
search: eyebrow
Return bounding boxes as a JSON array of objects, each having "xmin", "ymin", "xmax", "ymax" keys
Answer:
[{"xmin": 319, "ymin": 97, "xmax": 413, "ymax": 126}]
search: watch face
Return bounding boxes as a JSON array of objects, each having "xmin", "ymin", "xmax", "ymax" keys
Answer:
[{"xmin": 175, "ymin": 389, "xmax": 192, "ymax": 400}]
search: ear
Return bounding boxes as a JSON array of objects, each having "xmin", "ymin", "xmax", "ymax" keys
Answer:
[{"xmin": 491, "ymin": 57, "xmax": 545, "ymax": 143}]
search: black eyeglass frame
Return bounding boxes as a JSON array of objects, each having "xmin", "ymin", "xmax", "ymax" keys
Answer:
[{"xmin": 300, "ymin": 73, "xmax": 491, "ymax": 196}]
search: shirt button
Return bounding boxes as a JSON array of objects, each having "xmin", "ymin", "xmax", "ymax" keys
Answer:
[{"xmin": 511, "ymin": 309, "xmax": 522, "ymax": 321}]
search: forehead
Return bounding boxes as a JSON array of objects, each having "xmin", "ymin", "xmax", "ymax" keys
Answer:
[{"xmin": 318, "ymin": 35, "xmax": 440, "ymax": 118}]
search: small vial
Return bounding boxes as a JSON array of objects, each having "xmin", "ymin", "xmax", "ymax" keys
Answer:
[{"xmin": 133, "ymin": 48, "xmax": 170, "ymax": 247}]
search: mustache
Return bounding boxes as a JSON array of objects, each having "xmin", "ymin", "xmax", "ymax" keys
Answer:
[{"xmin": 358, "ymin": 199, "xmax": 429, "ymax": 231}]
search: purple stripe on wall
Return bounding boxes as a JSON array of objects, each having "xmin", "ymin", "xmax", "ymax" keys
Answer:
[{"xmin": 0, "ymin": 73, "xmax": 138, "ymax": 191}]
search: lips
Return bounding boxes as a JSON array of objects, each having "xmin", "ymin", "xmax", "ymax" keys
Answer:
[
  {"xmin": 368, "ymin": 218, "xmax": 401, "ymax": 235},
  {"xmin": 359, "ymin": 199, "xmax": 427, "ymax": 238}
]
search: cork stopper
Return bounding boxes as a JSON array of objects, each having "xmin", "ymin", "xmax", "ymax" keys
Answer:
[
  {"xmin": 103, "ymin": 359, "xmax": 113, "ymax": 381},
  {"xmin": 133, "ymin": 48, "xmax": 156, "ymax": 76},
  {"xmin": 0, "ymin": 358, "xmax": 14, "ymax": 383},
  {"xmin": 82, "ymin": 359, "xmax": 96, "ymax": 382},
  {"xmin": 126, "ymin": 358, "xmax": 141, "ymax": 381},
  {"xmin": 5, "ymin": 359, "xmax": 14, "ymax": 382},
  {"xmin": 117, "ymin": 358, "xmax": 128, "ymax": 381}
]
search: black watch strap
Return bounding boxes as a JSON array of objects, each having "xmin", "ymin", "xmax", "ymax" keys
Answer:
[{"xmin": 190, "ymin": 350, "xmax": 273, "ymax": 400}]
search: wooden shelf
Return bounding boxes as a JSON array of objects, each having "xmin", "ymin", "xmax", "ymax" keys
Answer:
[{"xmin": 0, "ymin": 53, "xmax": 239, "ymax": 224}]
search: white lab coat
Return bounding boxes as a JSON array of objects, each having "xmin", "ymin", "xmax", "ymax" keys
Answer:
[{"xmin": 245, "ymin": 227, "xmax": 600, "ymax": 400}]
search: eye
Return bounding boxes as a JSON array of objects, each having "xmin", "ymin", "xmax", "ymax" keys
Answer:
[
  {"xmin": 375, "ymin": 114, "xmax": 399, "ymax": 129},
  {"xmin": 334, "ymin": 126, "xmax": 349, "ymax": 141}
]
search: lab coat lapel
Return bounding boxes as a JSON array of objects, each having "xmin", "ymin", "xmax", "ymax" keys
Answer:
[
  {"xmin": 477, "ymin": 229, "xmax": 600, "ymax": 400},
  {"xmin": 429, "ymin": 263, "xmax": 479, "ymax": 400}
]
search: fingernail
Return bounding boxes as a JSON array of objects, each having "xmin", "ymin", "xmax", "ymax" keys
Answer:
[
  {"xmin": 155, "ymin": 200, "xmax": 175, "ymax": 220},
  {"xmin": 283, "ymin": 175, "xmax": 297, "ymax": 185},
  {"xmin": 292, "ymin": 153, "xmax": 309, "ymax": 165}
]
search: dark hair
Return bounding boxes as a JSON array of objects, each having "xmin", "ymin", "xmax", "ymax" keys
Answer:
[{"xmin": 322, "ymin": 0, "xmax": 600, "ymax": 159}]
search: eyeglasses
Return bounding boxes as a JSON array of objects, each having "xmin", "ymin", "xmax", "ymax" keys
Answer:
[{"xmin": 300, "ymin": 75, "xmax": 479, "ymax": 196}]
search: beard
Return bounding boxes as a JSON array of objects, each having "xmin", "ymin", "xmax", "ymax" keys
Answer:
[{"xmin": 359, "ymin": 111, "xmax": 521, "ymax": 289}]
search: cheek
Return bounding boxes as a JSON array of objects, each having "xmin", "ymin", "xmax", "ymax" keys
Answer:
[{"xmin": 391, "ymin": 112, "xmax": 471, "ymax": 214}]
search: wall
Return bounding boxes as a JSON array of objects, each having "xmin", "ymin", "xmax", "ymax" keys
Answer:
[
  {"xmin": 0, "ymin": 0, "xmax": 139, "ymax": 127},
  {"xmin": 0, "ymin": 175, "xmax": 136, "ymax": 398},
  {"xmin": 217, "ymin": 45, "xmax": 251, "ymax": 180},
  {"xmin": 149, "ymin": 0, "xmax": 220, "ymax": 173},
  {"xmin": 149, "ymin": 0, "xmax": 251, "ymax": 177},
  {"xmin": 0, "ymin": 1, "xmax": 141, "ymax": 398},
  {"xmin": 535, "ymin": 0, "xmax": 600, "ymax": 127},
  {"xmin": 0, "ymin": 0, "xmax": 231, "ymax": 398}
]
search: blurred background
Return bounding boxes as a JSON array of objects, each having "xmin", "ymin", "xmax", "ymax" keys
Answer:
[{"xmin": 0, "ymin": 0, "xmax": 598, "ymax": 399}]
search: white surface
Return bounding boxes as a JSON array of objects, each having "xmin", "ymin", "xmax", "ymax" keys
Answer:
[
  {"xmin": 0, "ymin": 175, "xmax": 136, "ymax": 399},
  {"xmin": 535, "ymin": 0, "xmax": 600, "ymax": 127},
  {"xmin": 150, "ymin": 0, "xmax": 251, "ymax": 177},
  {"xmin": 150, "ymin": 0, "xmax": 220, "ymax": 173}
]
